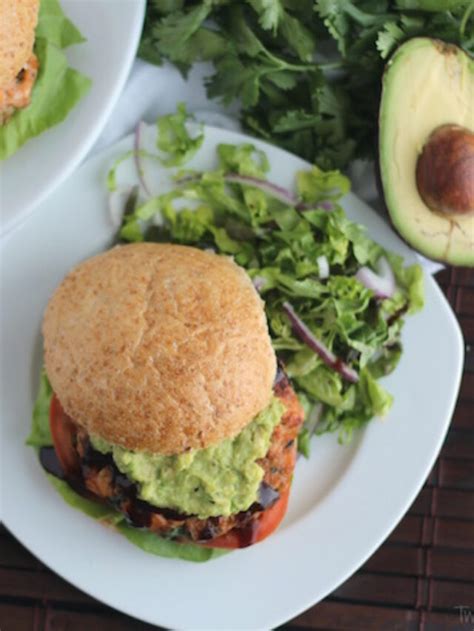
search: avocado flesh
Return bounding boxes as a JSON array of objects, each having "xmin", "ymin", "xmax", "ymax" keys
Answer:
[{"xmin": 379, "ymin": 38, "xmax": 473, "ymax": 266}]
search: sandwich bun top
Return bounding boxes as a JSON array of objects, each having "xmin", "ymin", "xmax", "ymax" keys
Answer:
[
  {"xmin": 43, "ymin": 243, "xmax": 277, "ymax": 455},
  {"xmin": 0, "ymin": 0, "xmax": 40, "ymax": 88}
]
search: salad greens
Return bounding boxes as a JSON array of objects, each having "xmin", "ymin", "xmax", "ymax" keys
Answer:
[
  {"xmin": 157, "ymin": 102, "xmax": 205, "ymax": 165},
  {"xmin": 139, "ymin": 0, "xmax": 474, "ymax": 170},
  {"xmin": 27, "ymin": 372, "xmax": 227, "ymax": 562},
  {"xmin": 0, "ymin": 0, "xmax": 91, "ymax": 160},
  {"xmin": 111, "ymin": 106, "xmax": 424, "ymax": 447}
]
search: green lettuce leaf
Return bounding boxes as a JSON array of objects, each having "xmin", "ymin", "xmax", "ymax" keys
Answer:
[
  {"xmin": 368, "ymin": 344, "xmax": 403, "ymax": 379},
  {"xmin": 26, "ymin": 370, "xmax": 53, "ymax": 448},
  {"xmin": 386, "ymin": 253, "xmax": 425, "ymax": 314},
  {"xmin": 0, "ymin": 0, "xmax": 91, "ymax": 160},
  {"xmin": 110, "ymin": 109, "xmax": 424, "ymax": 449},
  {"xmin": 217, "ymin": 142, "xmax": 270, "ymax": 177},
  {"xmin": 359, "ymin": 368, "xmax": 394, "ymax": 418},
  {"xmin": 157, "ymin": 102, "xmax": 204, "ymax": 166},
  {"xmin": 296, "ymin": 166, "xmax": 350, "ymax": 204},
  {"xmin": 297, "ymin": 428, "xmax": 311, "ymax": 458},
  {"xmin": 116, "ymin": 524, "xmax": 228, "ymax": 562},
  {"xmin": 28, "ymin": 369, "xmax": 228, "ymax": 562},
  {"xmin": 35, "ymin": 0, "xmax": 86, "ymax": 48}
]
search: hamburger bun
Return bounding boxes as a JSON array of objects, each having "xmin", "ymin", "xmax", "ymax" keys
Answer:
[
  {"xmin": 0, "ymin": 0, "xmax": 39, "ymax": 88},
  {"xmin": 43, "ymin": 243, "xmax": 277, "ymax": 455}
]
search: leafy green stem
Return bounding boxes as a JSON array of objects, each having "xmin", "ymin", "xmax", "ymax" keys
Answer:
[
  {"xmin": 460, "ymin": 1, "xmax": 474, "ymax": 36},
  {"xmin": 261, "ymin": 46, "xmax": 315, "ymax": 72}
]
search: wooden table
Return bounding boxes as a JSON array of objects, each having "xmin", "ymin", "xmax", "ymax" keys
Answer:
[{"xmin": 1, "ymin": 268, "xmax": 473, "ymax": 631}]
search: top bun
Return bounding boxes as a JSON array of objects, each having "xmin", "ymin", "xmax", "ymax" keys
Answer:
[
  {"xmin": 43, "ymin": 243, "xmax": 277, "ymax": 455},
  {"xmin": 0, "ymin": 0, "xmax": 39, "ymax": 87}
]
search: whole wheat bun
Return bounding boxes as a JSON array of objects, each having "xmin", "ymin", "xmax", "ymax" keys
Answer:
[
  {"xmin": 43, "ymin": 243, "xmax": 277, "ymax": 455},
  {"xmin": 0, "ymin": 0, "xmax": 39, "ymax": 88}
]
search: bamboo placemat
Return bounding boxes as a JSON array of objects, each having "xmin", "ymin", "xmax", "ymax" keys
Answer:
[{"xmin": 1, "ymin": 267, "xmax": 472, "ymax": 631}]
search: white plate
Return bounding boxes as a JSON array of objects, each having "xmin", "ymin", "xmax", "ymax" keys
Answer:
[
  {"xmin": 0, "ymin": 0, "xmax": 145, "ymax": 237},
  {"xmin": 1, "ymin": 126, "xmax": 463, "ymax": 630}
]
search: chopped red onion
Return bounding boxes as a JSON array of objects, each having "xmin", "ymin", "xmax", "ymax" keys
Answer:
[
  {"xmin": 317, "ymin": 255, "xmax": 329, "ymax": 279},
  {"xmin": 134, "ymin": 121, "xmax": 151, "ymax": 197},
  {"xmin": 224, "ymin": 173, "xmax": 298, "ymax": 207},
  {"xmin": 282, "ymin": 301, "xmax": 359, "ymax": 383},
  {"xmin": 355, "ymin": 256, "xmax": 395, "ymax": 299}
]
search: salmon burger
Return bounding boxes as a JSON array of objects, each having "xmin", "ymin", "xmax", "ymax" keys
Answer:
[{"xmin": 41, "ymin": 243, "xmax": 304, "ymax": 548}]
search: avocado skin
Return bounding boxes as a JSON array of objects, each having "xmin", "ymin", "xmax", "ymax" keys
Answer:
[{"xmin": 378, "ymin": 37, "xmax": 474, "ymax": 267}]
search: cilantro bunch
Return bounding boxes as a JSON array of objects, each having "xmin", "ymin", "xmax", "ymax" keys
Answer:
[
  {"xmin": 138, "ymin": 0, "xmax": 473, "ymax": 170},
  {"xmin": 110, "ymin": 109, "xmax": 424, "ymax": 447}
]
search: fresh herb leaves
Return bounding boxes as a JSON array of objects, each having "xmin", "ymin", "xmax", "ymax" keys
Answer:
[{"xmin": 139, "ymin": 0, "xmax": 473, "ymax": 170}]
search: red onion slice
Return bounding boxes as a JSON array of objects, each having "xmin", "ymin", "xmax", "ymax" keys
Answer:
[
  {"xmin": 355, "ymin": 256, "xmax": 395, "ymax": 299},
  {"xmin": 134, "ymin": 121, "xmax": 152, "ymax": 197},
  {"xmin": 175, "ymin": 172, "xmax": 335, "ymax": 213},
  {"xmin": 224, "ymin": 173, "xmax": 298, "ymax": 207},
  {"xmin": 282, "ymin": 301, "xmax": 359, "ymax": 383}
]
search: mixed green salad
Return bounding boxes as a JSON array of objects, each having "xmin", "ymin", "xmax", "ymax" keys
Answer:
[
  {"xmin": 109, "ymin": 105, "xmax": 424, "ymax": 451},
  {"xmin": 0, "ymin": 0, "xmax": 91, "ymax": 160}
]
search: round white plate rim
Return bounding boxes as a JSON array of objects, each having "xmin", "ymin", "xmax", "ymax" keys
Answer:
[
  {"xmin": 0, "ymin": 0, "xmax": 146, "ymax": 239},
  {"xmin": 1, "ymin": 125, "xmax": 464, "ymax": 630}
]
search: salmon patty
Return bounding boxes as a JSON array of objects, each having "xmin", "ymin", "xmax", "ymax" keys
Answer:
[{"xmin": 0, "ymin": 54, "xmax": 38, "ymax": 124}]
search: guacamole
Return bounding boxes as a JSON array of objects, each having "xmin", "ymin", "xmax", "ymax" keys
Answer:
[{"xmin": 90, "ymin": 397, "xmax": 284, "ymax": 519}]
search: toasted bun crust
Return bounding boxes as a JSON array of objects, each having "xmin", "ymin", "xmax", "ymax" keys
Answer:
[
  {"xmin": 43, "ymin": 243, "xmax": 277, "ymax": 455},
  {"xmin": 0, "ymin": 0, "xmax": 39, "ymax": 87}
]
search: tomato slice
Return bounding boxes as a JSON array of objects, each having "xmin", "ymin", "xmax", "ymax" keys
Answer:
[
  {"xmin": 49, "ymin": 393, "xmax": 80, "ymax": 476},
  {"xmin": 200, "ymin": 487, "xmax": 290, "ymax": 549}
]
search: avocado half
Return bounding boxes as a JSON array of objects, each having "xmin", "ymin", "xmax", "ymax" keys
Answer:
[{"xmin": 379, "ymin": 38, "xmax": 473, "ymax": 266}]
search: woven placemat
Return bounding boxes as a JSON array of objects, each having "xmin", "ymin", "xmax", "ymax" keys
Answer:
[{"xmin": 1, "ymin": 267, "xmax": 472, "ymax": 631}]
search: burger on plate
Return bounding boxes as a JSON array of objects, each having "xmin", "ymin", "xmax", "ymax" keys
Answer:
[
  {"xmin": 42, "ymin": 243, "xmax": 304, "ymax": 548},
  {"xmin": 0, "ymin": 0, "xmax": 40, "ymax": 124}
]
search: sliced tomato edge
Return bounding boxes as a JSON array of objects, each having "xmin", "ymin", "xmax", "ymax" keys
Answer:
[
  {"xmin": 49, "ymin": 393, "xmax": 80, "ymax": 476},
  {"xmin": 198, "ymin": 486, "xmax": 291, "ymax": 549}
]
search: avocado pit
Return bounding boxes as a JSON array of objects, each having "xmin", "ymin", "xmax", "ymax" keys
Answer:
[{"xmin": 416, "ymin": 124, "xmax": 474, "ymax": 216}]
